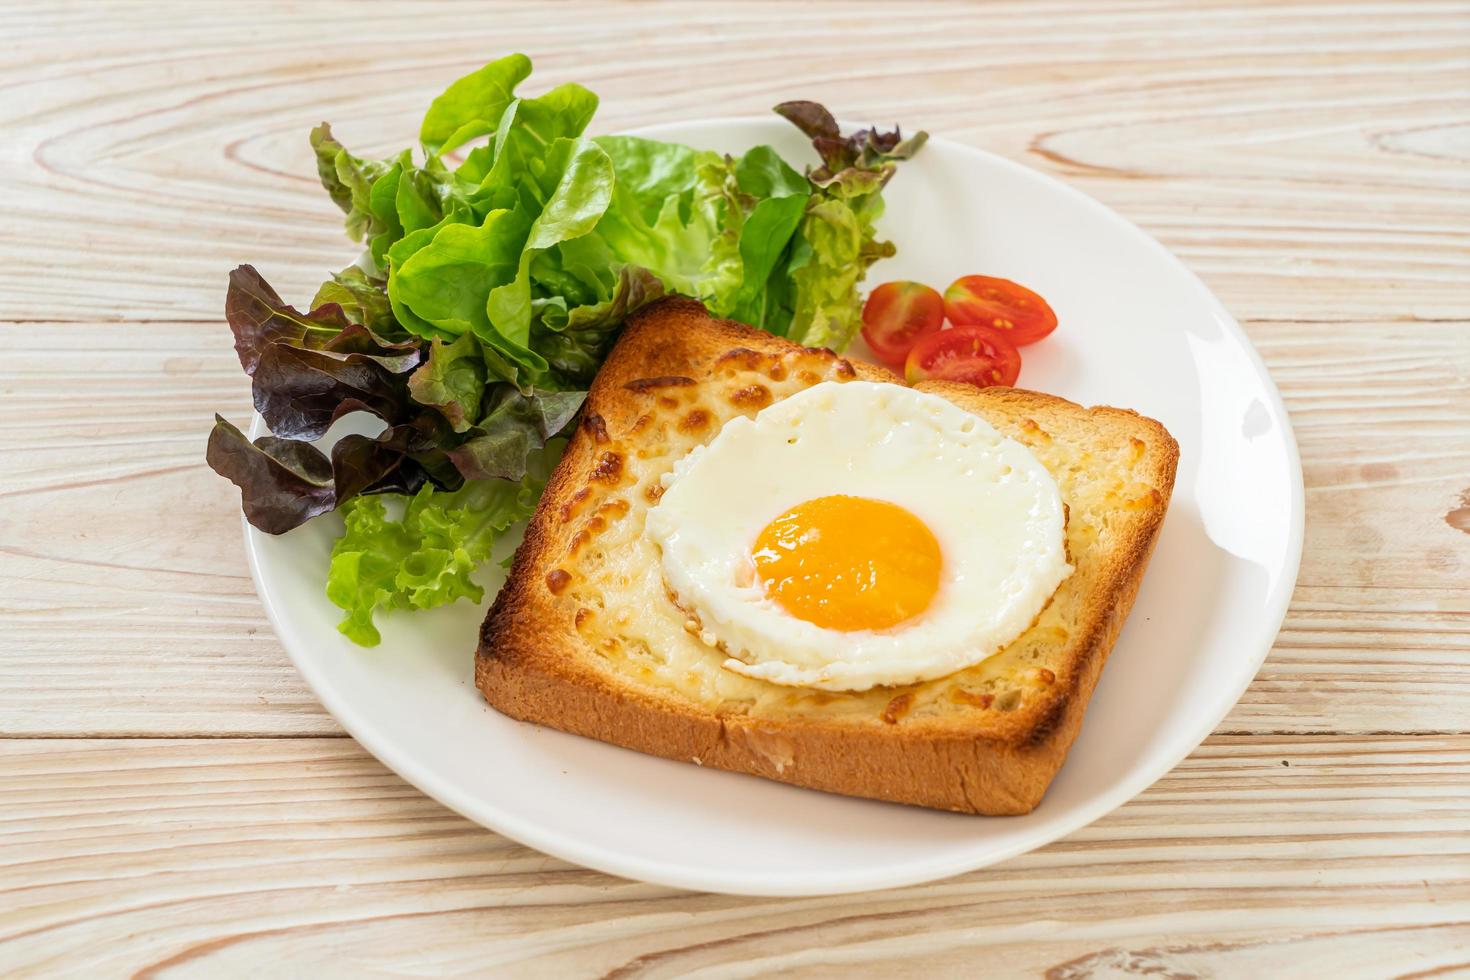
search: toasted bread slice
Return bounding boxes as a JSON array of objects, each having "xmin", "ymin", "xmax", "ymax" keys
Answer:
[{"xmin": 477, "ymin": 297, "xmax": 1178, "ymax": 814}]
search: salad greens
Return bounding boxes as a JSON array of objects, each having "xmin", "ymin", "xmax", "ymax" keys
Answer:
[
  {"xmin": 327, "ymin": 443, "xmax": 559, "ymax": 647},
  {"xmin": 207, "ymin": 54, "xmax": 924, "ymax": 644}
]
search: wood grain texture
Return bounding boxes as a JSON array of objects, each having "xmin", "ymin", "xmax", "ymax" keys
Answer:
[
  {"xmin": 3, "ymin": 0, "xmax": 1468, "ymax": 324},
  {"xmin": 0, "ymin": 737, "xmax": 1466, "ymax": 976},
  {"xmin": 3, "ymin": 0, "xmax": 1468, "ymax": 973}
]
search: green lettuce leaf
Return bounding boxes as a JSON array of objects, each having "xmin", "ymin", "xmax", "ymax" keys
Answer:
[
  {"xmin": 783, "ymin": 199, "xmax": 869, "ymax": 349},
  {"xmin": 311, "ymin": 266, "xmax": 397, "ymax": 338},
  {"xmin": 391, "ymin": 206, "xmax": 532, "ymax": 344},
  {"xmin": 392, "ymin": 137, "xmax": 616, "ymax": 384},
  {"xmin": 533, "ymin": 263, "xmax": 664, "ymax": 384},
  {"xmin": 326, "ymin": 447, "xmax": 557, "ymax": 646},
  {"xmin": 364, "ymin": 156, "xmax": 405, "ymax": 267},
  {"xmin": 484, "ymin": 137, "xmax": 614, "ymax": 353},
  {"xmin": 406, "ymin": 332, "xmax": 488, "ymax": 432},
  {"xmin": 474, "ymin": 82, "xmax": 599, "ymax": 192},
  {"xmin": 770, "ymin": 104, "xmax": 926, "ymax": 349},
  {"xmin": 592, "ymin": 137, "xmax": 733, "ymax": 299},
  {"xmin": 420, "ymin": 53, "xmax": 533, "ymax": 155},
  {"xmin": 385, "ymin": 217, "xmax": 466, "ymax": 340},
  {"xmin": 725, "ymin": 146, "xmax": 810, "ymax": 329},
  {"xmin": 734, "ymin": 143, "xmax": 810, "ymax": 199},
  {"xmin": 544, "ymin": 230, "xmax": 616, "ymax": 300},
  {"xmin": 310, "ymin": 123, "xmax": 391, "ymax": 243},
  {"xmin": 592, "ymin": 135, "xmax": 707, "ymax": 214},
  {"xmin": 591, "ymin": 139, "xmax": 817, "ymax": 335}
]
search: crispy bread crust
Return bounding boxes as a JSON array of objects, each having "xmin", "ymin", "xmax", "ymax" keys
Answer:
[{"xmin": 478, "ymin": 297, "xmax": 1178, "ymax": 814}]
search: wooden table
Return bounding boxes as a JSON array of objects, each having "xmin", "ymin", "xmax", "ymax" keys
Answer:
[{"xmin": 4, "ymin": 1, "xmax": 1468, "ymax": 974}]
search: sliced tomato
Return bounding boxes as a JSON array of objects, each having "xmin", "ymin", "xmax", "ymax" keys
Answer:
[
  {"xmin": 861, "ymin": 281, "xmax": 944, "ymax": 367},
  {"xmin": 943, "ymin": 275, "xmax": 1057, "ymax": 346},
  {"xmin": 905, "ymin": 325, "xmax": 1022, "ymax": 388}
]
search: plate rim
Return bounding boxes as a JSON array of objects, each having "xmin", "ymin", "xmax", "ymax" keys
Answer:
[{"xmin": 243, "ymin": 118, "xmax": 1305, "ymax": 896}]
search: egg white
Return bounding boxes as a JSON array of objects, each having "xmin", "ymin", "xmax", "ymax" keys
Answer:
[{"xmin": 644, "ymin": 381, "xmax": 1073, "ymax": 691}]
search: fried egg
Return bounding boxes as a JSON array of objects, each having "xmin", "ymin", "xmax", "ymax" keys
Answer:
[{"xmin": 644, "ymin": 380, "xmax": 1073, "ymax": 691}]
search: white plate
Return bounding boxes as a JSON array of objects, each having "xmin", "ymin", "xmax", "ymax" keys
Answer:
[{"xmin": 245, "ymin": 118, "xmax": 1303, "ymax": 896}]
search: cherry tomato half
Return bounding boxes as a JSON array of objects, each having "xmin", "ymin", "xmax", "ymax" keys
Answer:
[
  {"xmin": 943, "ymin": 275, "xmax": 1057, "ymax": 346},
  {"xmin": 861, "ymin": 281, "xmax": 944, "ymax": 368},
  {"xmin": 905, "ymin": 325, "xmax": 1022, "ymax": 388}
]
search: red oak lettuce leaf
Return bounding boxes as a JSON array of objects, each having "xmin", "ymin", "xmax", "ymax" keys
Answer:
[
  {"xmin": 227, "ymin": 265, "xmax": 418, "ymax": 376},
  {"xmin": 773, "ymin": 101, "xmax": 926, "ymax": 189},
  {"xmin": 206, "ymin": 416, "xmax": 337, "ymax": 534},
  {"xmin": 225, "ymin": 265, "xmax": 355, "ymax": 375},
  {"xmin": 252, "ymin": 343, "xmax": 422, "ymax": 441},
  {"xmin": 208, "ymin": 412, "xmax": 464, "ymax": 534},
  {"xmin": 329, "ymin": 412, "xmax": 458, "ymax": 502},
  {"xmin": 445, "ymin": 387, "xmax": 585, "ymax": 482}
]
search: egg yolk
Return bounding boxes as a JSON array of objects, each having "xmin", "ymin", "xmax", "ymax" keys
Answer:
[{"xmin": 751, "ymin": 495, "xmax": 942, "ymax": 631}]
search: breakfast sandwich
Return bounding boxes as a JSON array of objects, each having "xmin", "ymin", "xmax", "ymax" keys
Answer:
[{"xmin": 477, "ymin": 297, "xmax": 1178, "ymax": 814}]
